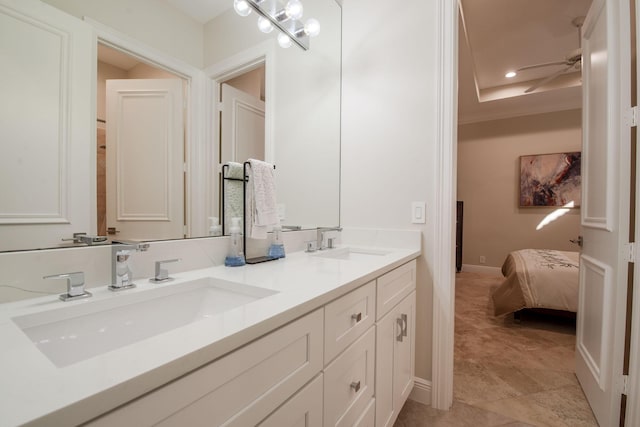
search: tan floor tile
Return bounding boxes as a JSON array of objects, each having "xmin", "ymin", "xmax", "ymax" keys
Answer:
[
  {"xmin": 394, "ymin": 399, "xmax": 521, "ymax": 427},
  {"xmin": 397, "ymin": 272, "xmax": 597, "ymax": 426},
  {"xmin": 472, "ymin": 384, "xmax": 598, "ymax": 427}
]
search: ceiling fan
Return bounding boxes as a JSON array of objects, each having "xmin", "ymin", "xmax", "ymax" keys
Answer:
[{"xmin": 515, "ymin": 16, "xmax": 585, "ymax": 94}]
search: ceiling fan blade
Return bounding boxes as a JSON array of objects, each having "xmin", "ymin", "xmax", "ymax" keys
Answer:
[
  {"xmin": 516, "ymin": 60, "xmax": 569, "ymax": 72},
  {"xmin": 524, "ymin": 64, "xmax": 574, "ymax": 93}
]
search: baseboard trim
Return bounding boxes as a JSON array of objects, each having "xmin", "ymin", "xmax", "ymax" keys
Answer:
[
  {"xmin": 461, "ymin": 264, "xmax": 502, "ymax": 276},
  {"xmin": 408, "ymin": 377, "xmax": 432, "ymax": 405}
]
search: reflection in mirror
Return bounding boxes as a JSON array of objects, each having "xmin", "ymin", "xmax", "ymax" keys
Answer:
[
  {"xmin": 207, "ymin": 0, "xmax": 341, "ymax": 231},
  {"xmin": 98, "ymin": 45, "xmax": 187, "ymax": 242},
  {"xmin": 0, "ymin": 0, "xmax": 341, "ymax": 252},
  {"xmin": 219, "ymin": 65, "xmax": 266, "ymax": 235}
]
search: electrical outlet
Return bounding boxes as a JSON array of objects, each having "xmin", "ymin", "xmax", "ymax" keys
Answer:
[{"xmin": 479, "ymin": 256, "xmax": 486, "ymax": 264}]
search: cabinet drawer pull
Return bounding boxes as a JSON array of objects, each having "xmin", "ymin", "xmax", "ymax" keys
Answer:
[
  {"xmin": 350, "ymin": 381, "xmax": 361, "ymax": 392},
  {"xmin": 351, "ymin": 312, "xmax": 362, "ymax": 323},
  {"xmin": 401, "ymin": 313, "xmax": 408, "ymax": 338}
]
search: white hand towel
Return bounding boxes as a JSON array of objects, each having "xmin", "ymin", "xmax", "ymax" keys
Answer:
[
  {"xmin": 223, "ymin": 162, "xmax": 244, "ymax": 235},
  {"xmin": 246, "ymin": 159, "xmax": 278, "ymax": 239}
]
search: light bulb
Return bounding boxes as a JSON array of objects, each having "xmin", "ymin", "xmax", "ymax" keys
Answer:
[
  {"xmin": 278, "ymin": 32, "xmax": 293, "ymax": 48},
  {"xmin": 505, "ymin": 71, "xmax": 516, "ymax": 78},
  {"xmin": 304, "ymin": 18, "xmax": 320, "ymax": 37},
  {"xmin": 258, "ymin": 16, "xmax": 273, "ymax": 33},
  {"xmin": 285, "ymin": 0, "xmax": 303, "ymax": 20},
  {"xmin": 234, "ymin": 0, "xmax": 252, "ymax": 17}
]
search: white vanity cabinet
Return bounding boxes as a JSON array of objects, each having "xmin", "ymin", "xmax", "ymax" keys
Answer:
[
  {"xmin": 375, "ymin": 260, "xmax": 417, "ymax": 427},
  {"xmin": 82, "ymin": 259, "xmax": 418, "ymax": 427},
  {"xmin": 85, "ymin": 309, "xmax": 324, "ymax": 427},
  {"xmin": 322, "ymin": 281, "xmax": 376, "ymax": 427}
]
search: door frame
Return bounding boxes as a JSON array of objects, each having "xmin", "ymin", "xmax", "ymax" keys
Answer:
[
  {"xmin": 431, "ymin": 0, "xmax": 458, "ymax": 410},
  {"xmin": 432, "ymin": 0, "xmax": 640, "ymax": 420},
  {"xmin": 85, "ymin": 18, "xmax": 208, "ymax": 238},
  {"xmin": 204, "ymin": 40, "xmax": 276, "ymax": 222}
]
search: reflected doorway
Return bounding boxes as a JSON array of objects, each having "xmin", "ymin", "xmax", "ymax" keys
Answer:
[
  {"xmin": 217, "ymin": 65, "xmax": 266, "ymax": 234},
  {"xmin": 97, "ymin": 44, "xmax": 187, "ymax": 241}
]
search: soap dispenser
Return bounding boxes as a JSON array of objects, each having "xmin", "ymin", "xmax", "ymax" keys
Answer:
[
  {"xmin": 268, "ymin": 223, "xmax": 285, "ymax": 259},
  {"xmin": 224, "ymin": 217, "xmax": 246, "ymax": 267},
  {"xmin": 209, "ymin": 217, "xmax": 222, "ymax": 237}
]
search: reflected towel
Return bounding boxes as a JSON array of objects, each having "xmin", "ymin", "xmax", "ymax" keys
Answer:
[
  {"xmin": 246, "ymin": 159, "xmax": 278, "ymax": 239},
  {"xmin": 223, "ymin": 162, "xmax": 244, "ymax": 235}
]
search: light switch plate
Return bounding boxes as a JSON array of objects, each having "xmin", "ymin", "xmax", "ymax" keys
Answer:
[{"xmin": 411, "ymin": 201, "xmax": 426, "ymax": 224}]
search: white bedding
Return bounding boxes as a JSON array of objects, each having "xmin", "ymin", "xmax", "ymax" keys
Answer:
[{"xmin": 492, "ymin": 249, "xmax": 580, "ymax": 315}]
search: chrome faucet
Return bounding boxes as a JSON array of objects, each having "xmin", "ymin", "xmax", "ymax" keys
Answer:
[
  {"xmin": 62, "ymin": 232, "xmax": 108, "ymax": 245},
  {"xmin": 317, "ymin": 227, "xmax": 342, "ymax": 250},
  {"xmin": 150, "ymin": 258, "xmax": 181, "ymax": 283},
  {"xmin": 110, "ymin": 241, "xmax": 150, "ymax": 291},
  {"xmin": 43, "ymin": 271, "xmax": 91, "ymax": 301}
]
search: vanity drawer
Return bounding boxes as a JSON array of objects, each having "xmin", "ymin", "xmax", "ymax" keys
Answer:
[
  {"xmin": 258, "ymin": 374, "xmax": 323, "ymax": 427},
  {"xmin": 354, "ymin": 398, "xmax": 375, "ymax": 427},
  {"xmin": 323, "ymin": 326, "xmax": 375, "ymax": 427},
  {"xmin": 86, "ymin": 309, "xmax": 323, "ymax": 427},
  {"xmin": 376, "ymin": 260, "xmax": 416, "ymax": 320},
  {"xmin": 324, "ymin": 280, "xmax": 375, "ymax": 363}
]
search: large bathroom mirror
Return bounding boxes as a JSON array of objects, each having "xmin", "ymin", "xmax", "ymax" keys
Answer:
[{"xmin": 0, "ymin": 0, "xmax": 341, "ymax": 252}]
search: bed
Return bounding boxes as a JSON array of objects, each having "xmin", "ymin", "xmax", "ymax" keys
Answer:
[{"xmin": 491, "ymin": 249, "xmax": 580, "ymax": 316}]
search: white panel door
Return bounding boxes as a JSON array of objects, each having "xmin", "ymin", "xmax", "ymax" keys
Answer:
[
  {"xmin": 576, "ymin": 0, "xmax": 631, "ymax": 424},
  {"xmin": 220, "ymin": 83, "xmax": 265, "ymax": 164},
  {"xmin": 0, "ymin": 0, "xmax": 93, "ymax": 251},
  {"xmin": 106, "ymin": 79, "xmax": 184, "ymax": 241}
]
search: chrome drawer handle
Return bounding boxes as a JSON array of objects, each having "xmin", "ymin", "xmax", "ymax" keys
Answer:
[
  {"xmin": 401, "ymin": 313, "xmax": 408, "ymax": 338},
  {"xmin": 350, "ymin": 381, "xmax": 361, "ymax": 392},
  {"xmin": 351, "ymin": 312, "xmax": 362, "ymax": 323},
  {"xmin": 396, "ymin": 314, "xmax": 408, "ymax": 342}
]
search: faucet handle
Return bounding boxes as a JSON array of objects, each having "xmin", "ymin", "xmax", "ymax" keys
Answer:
[
  {"xmin": 150, "ymin": 259, "xmax": 181, "ymax": 283},
  {"xmin": 43, "ymin": 272, "xmax": 91, "ymax": 301},
  {"xmin": 62, "ymin": 233, "xmax": 108, "ymax": 245}
]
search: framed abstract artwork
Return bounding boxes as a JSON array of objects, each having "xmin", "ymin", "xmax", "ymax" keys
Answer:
[{"xmin": 519, "ymin": 152, "xmax": 581, "ymax": 207}]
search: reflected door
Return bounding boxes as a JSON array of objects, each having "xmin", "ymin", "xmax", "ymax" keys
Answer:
[
  {"xmin": 106, "ymin": 79, "xmax": 185, "ymax": 241},
  {"xmin": 0, "ymin": 0, "xmax": 93, "ymax": 251},
  {"xmin": 220, "ymin": 83, "xmax": 265, "ymax": 164}
]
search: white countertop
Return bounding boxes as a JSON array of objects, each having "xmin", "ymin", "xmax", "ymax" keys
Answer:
[{"xmin": 0, "ymin": 244, "xmax": 419, "ymax": 427}]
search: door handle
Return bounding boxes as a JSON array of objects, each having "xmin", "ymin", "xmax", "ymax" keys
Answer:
[
  {"xmin": 570, "ymin": 236, "xmax": 583, "ymax": 247},
  {"xmin": 107, "ymin": 227, "xmax": 120, "ymax": 235}
]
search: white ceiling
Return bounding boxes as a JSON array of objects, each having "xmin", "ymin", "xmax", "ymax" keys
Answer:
[
  {"xmin": 458, "ymin": 0, "xmax": 592, "ymax": 124},
  {"xmin": 124, "ymin": 1, "xmax": 593, "ymax": 124},
  {"xmin": 164, "ymin": 0, "xmax": 231, "ymax": 23}
]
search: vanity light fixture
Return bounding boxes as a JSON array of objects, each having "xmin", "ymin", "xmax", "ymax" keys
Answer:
[{"xmin": 234, "ymin": 0, "xmax": 321, "ymax": 50}]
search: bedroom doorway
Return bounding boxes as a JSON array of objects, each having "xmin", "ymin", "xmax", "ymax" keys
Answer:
[
  {"xmin": 452, "ymin": 0, "xmax": 639, "ymax": 424},
  {"xmin": 452, "ymin": 0, "xmax": 594, "ymax": 421}
]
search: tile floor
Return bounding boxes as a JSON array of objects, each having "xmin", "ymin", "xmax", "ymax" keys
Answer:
[{"xmin": 394, "ymin": 271, "xmax": 598, "ymax": 427}]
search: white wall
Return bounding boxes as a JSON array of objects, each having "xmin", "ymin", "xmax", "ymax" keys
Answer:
[
  {"xmin": 42, "ymin": 0, "xmax": 203, "ymax": 68},
  {"xmin": 341, "ymin": 0, "xmax": 440, "ymax": 382},
  {"xmin": 458, "ymin": 109, "xmax": 582, "ymax": 268}
]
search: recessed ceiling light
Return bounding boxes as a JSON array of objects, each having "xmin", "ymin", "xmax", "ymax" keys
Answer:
[{"xmin": 505, "ymin": 71, "xmax": 517, "ymax": 78}]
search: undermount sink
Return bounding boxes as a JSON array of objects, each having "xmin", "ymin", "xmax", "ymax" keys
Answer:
[
  {"xmin": 314, "ymin": 247, "xmax": 391, "ymax": 260},
  {"xmin": 12, "ymin": 278, "xmax": 277, "ymax": 367}
]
